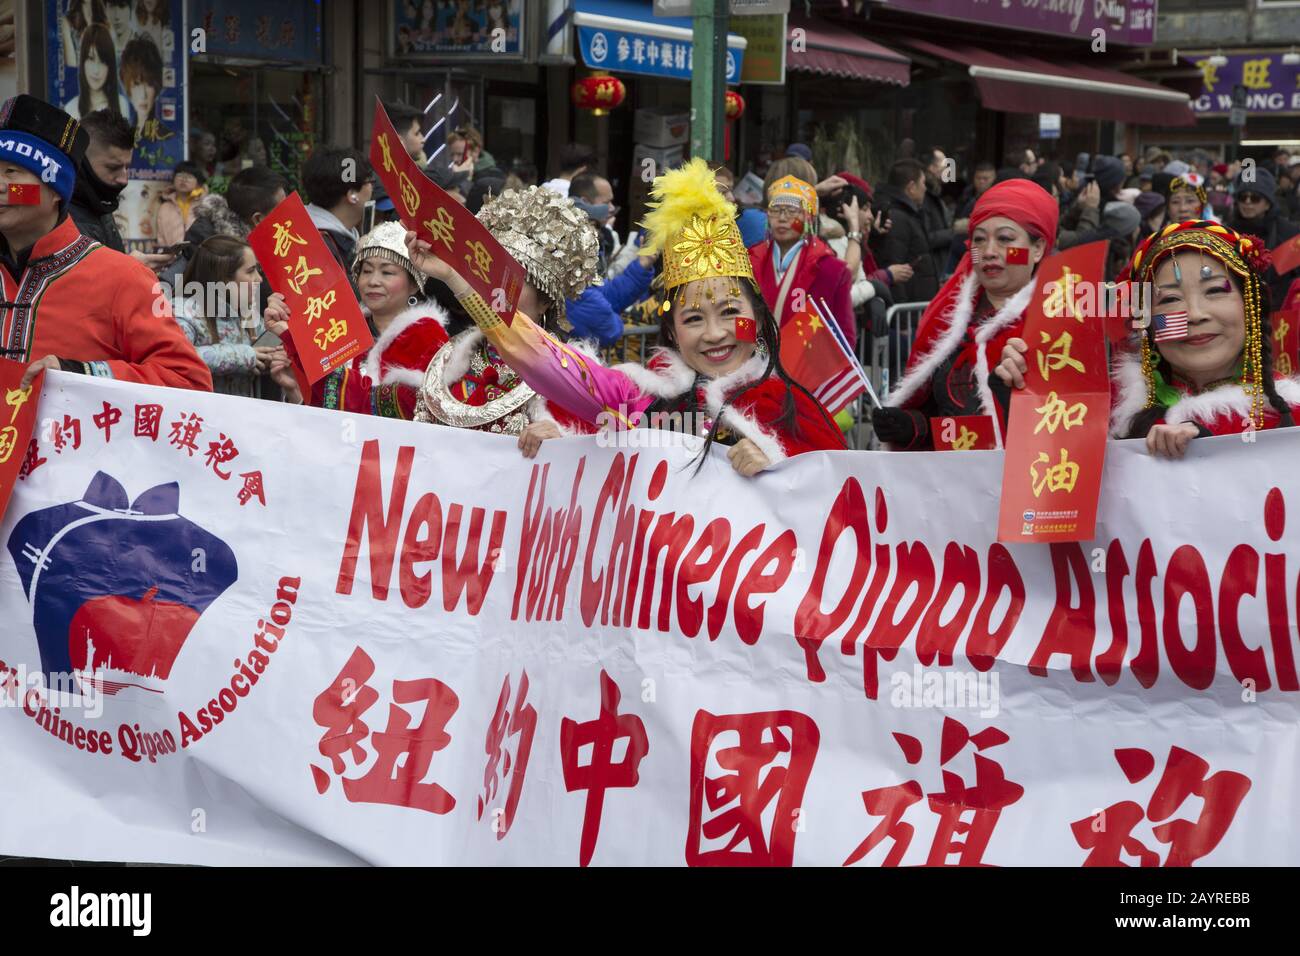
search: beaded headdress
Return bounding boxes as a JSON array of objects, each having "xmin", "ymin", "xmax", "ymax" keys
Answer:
[
  {"xmin": 640, "ymin": 158, "xmax": 754, "ymax": 301},
  {"xmin": 477, "ymin": 186, "xmax": 599, "ymax": 325},
  {"xmin": 1122, "ymin": 219, "xmax": 1272, "ymax": 427},
  {"xmin": 767, "ymin": 174, "xmax": 818, "ymax": 217}
]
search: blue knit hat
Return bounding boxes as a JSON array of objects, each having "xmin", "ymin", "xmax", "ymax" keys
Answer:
[{"xmin": 0, "ymin": 95, "xmax": 88, "ymax": 205}]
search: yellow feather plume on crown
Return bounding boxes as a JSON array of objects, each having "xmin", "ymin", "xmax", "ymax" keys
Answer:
[{"xmin": 639, "ymin": 157, "xmax": 754, "ymax": 291}]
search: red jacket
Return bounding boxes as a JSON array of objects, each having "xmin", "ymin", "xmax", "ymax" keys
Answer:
[
  {"xmin": 2, "ymin": 217, "xmax": 211, "ymax": 390},
  {"xmin": 749, "ymin": 237, "xmax": 856, "ymax": 343}
]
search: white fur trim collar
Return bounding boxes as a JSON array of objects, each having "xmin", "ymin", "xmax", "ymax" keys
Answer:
[
  {"xmin": 1110, "ymin": 348, "xmax": 1300, "ymax": 434},
  {"xmin": 361, "ymin": 300, "xmax": 450, "ymax": 385},
  {"xmin": 1109, "ymin": 349, "xmax": 1150, "ymax": 438},
  {"xmin": 613, "ymin": 348, "xmax": 789, "ymax": 463}
]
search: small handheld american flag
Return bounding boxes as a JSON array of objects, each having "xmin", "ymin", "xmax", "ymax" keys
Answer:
[{"xmin": 1153, "ymin": 310, "xmax": 1189, "ymax": 343}]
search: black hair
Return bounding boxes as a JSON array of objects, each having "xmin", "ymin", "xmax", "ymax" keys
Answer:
[
  {"xmin": 656, "ymin": 280, "xmax": 845, "ymax": 471},
  {"xmin": 80, "ymin": 108, "xmax": 135, "ymax": 152},
  {"xmin": 383, "ymin": 100, "xmax": 423, "ymax": 136},
  {"xmin": 1124, "ymin": 270, "xmax": 1293, "ymax": 438},
  {"xmin": 569, "ymin": 171, "xmax": 604, "ymax": 203},
  {"xmin": 559, "ymin": 143, "xmax": 597, "ymax": 174},
  {"xmin": 302, "ymin": 147, "xmax": 372, "ymax": 210},
  {"xmin": 225, "ymin": 165, "xmax": 289, "ymax": 225},
  {"xmin": 973, "ymin": 160, "xmax": 997, "ymax": 174},
  {"xmin": 172, "ymin": 159, "xmax": 206, "ymax": 186},
  {"xmin": 887, "ymin": 159, "xmax": 925, "ymax": 190}
]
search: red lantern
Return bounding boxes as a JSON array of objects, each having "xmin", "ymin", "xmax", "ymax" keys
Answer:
[
  {"xmin": 723, "ymin": 91, "xmax": 746, "ymax": 162},
  {"xmin": 725, "ymin": 91, "xmax": 746, "ymax": 121},
  {"xmin": 571, "ymin": 74, "xmax": 627, "ymax": 116}
]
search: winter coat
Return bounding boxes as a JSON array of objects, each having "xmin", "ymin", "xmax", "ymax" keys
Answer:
[{"xmin": 871, "ymin": 184, "xmax": 940, "ymax": 302}]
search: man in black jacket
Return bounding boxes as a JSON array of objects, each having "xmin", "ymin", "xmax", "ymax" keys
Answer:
[
  {"xmin": 921, "ymin": 147, "xmax": 957, "ymax": 280},
  {"xmin": 68, "ymin": 109, "xmax": 171, "ymax": 271},
  {"xmin": 871, "ymin": 159, "xmax": 939, "ymax": 302}
]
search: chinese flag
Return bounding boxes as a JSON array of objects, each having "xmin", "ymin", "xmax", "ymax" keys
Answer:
[
  {"xmin": 734, "ymin": 315, "xmax": 757, "ymax": 342},
  {"xmin": 1272, "ymin": 234, "xmax": 1300, "ymax": 277},
  {"xmin": 778, "ymin": 311, "xmax": 864, "ymax": 415},
  {"xmin": 0, "ymin": 357, "xmax": 44, "ymax": 522},
  {"xmin": 1004, "ymin": 246, "xmax": 1029, "ymax": 265},
  {"xmin": 2, "ymin": 184, "xmax": 40, "ymax": 205}
]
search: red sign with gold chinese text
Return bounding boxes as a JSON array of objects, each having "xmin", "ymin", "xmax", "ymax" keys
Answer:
[
  {"xmin": 930, "ymin": 415, "xmax": 997, "ymax": 451},
  {"xmin": 998, "ymin": 241, "xmax": 1110, "ymax": 544},
  {"xmin": 370, "ymin": 98, "xmax": 525, "ymax": 326},
  {"xmin": 1272, "ymin": 309, "xmax": 1300, "ymax": 378},
  {"xmin": 248, "ymin": 192, "xmax": 372, "ymax": 385},
  {"xmin": 0, "ymin": 358, "xmax": 44, "ymax": 521}
]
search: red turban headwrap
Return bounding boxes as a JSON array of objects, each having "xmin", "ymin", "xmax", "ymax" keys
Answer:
[
  {"xmin": 969, "ymin": 178, "xmax": 1060, "ymax": 256},
  {"xmin": 911, "ymin": 179, "xmax": 1060, "ymax": 346}
]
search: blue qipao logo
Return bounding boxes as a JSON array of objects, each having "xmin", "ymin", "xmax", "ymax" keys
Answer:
[{"xmin": 6, "ymin": 472, "xmax": 238, "ymax": 696}]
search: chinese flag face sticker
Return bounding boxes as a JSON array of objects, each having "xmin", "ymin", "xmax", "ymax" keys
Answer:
[
  {"xmin": 2, "ymin": 184, "xmax": 40, "ymax": 205},
  {"xmin": 1005, "ymin": 246, "xmax": 1030, "ymax": 265},
  {"xmin": 734, "ymin": 315, "xmax": 758, "ymax": 342}
]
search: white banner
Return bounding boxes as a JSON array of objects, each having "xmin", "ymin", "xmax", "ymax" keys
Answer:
[{"xmin": 1, "ymin": 372, "xmax": 1297, "ymax": 866}]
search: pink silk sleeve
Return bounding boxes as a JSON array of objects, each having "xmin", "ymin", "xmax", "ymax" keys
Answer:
[{"xmin": 458, "ymin": 290, "xmax": 654, "ymax": 428}]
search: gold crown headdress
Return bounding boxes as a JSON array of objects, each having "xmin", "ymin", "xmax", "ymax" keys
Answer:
[{"xmin": 640, "ymin": 158, "xmax": 753, "ymax": 299}]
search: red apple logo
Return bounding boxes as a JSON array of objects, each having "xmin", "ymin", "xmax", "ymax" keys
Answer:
[{"xmin": 68, "ymin": 587, "xmax": 202, "ymax": 681}]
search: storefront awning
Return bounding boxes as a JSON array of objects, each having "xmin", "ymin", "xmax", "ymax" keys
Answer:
[
  {"xmin": 572, "ymin": 0, "xmax": 747, "ymax": 83},
  {"xmin": 902, "ymin": 38, "xmax": 1195, "ymax": 127},
  {"xmin": 786, "ymin": 16, "xmax": 910, "ymax": 87}
]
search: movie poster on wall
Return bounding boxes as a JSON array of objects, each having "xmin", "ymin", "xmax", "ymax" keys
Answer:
[
  {"xmin": 46, "ymin": 0, "xmax": 185, "ymax": 244},
  {"xmin": 392, "ymin": 0, "xmax": 525, "ymax": 58}
]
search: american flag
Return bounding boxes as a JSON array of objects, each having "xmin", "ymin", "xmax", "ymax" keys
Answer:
[
  {"xmin": 1153, "ymin": 310, "xmax": 1189, "ymax": 342},
  {"xmin": 778, "ymin": 299, "xmax": 873, "ymax": 417}
]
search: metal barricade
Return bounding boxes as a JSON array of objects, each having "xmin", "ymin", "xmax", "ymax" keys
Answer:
[
  {"xmin": 851, "ymin": 300, "xmax": 930, "ymax": 450},
  {"xmin": 602, "ymin": 324, "xmax": 661, "ymax": 366}
]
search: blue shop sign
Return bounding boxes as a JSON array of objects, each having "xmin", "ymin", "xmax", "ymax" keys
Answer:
[{"xmin": 577, "ymin": 24, "xmax": 743, "ymax": 81}]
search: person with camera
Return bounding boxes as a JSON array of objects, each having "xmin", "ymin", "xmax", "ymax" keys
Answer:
[{"xmin": 870, "ymin": 159, "xmax": 935, "ymax": 302}]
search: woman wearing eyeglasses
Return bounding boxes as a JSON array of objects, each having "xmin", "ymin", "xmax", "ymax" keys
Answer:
[
  {"xmin": 746, "ymin": 174, "xmax": 856, "ymax": 343},
  {"xmin": 1226, "ymin": 166, "xmax": 1300, "ymax": 306}
]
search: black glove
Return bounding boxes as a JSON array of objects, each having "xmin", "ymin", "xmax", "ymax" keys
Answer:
[{"xmin": 872, "ymin": 407, "xmax": 928, "ymax": 448}]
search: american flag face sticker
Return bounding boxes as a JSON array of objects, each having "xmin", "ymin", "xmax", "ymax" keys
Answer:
[
  {"xmin": 1004, "ymin": 246, "xmax": 1030, "ymax": 265},
  {"xmin": 1153, "ymin": 311, "xmax": 1190, "ymax": 342},
  {"xmin": 734, "ymin": 315, "xmax": 758, "ymax": 342},
  {"xmin": 2, "ymin": 183, "xmax": 40, "ymax": 205}
]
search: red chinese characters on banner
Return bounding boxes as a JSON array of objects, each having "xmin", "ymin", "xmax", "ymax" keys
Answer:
[
  {"xmin": 929, "ymin": 415, "xmax": 997, "ymax": 451},
  {"xmin": 686, "ymin": 710, "xmax": 820, "ymax": 866},
  {"xmin": 134, "ymin": 403, "xmax": 163, "ymax": 441},
  {"xmin": 310, "ymin": 646, "xmax": 458, "ymax": 815},
  {"xmin": 844, "ymin": 717, "xmax": 1023, "ymax": 867},
  {"xmin": 559, "ymin": 670, "xmax": 649, "ymax": 866},
  {"xmin": 248, "ymin": 191, "xmax": 372, "ymax": 385},
  {"xmin": 478, "ymin": 670, "xmax": 537, "ymax": 840},
  {"xmin": 1071, "ymin": 746, "xmax": 1251, "ymax": 866},
  {"xmin": 0, "ymin": 358, "xmax": 43, "ymax": 520},
  {"xmin": 999, "ymin": 241, "xmax": 1110, "ymax": 544},
  {"xmin": 370, "ymin": 98, "xmax": 525, "ymax": 325},
  {"xmin": 92, "ymin": 401, "xmax": 121, "ymax": 441}
]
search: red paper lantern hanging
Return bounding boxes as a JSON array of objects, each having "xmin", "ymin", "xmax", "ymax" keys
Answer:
[
  {"xmin": 725, "ymin": 90, "xmax": 746, "ymax": 121},
  {"xmin": 723, "ymin": 91, "xmax": 746, "ymax": 162},
  {"xmin": 571, "ymin": 74, "xmax": 627, "ymax": 116}
]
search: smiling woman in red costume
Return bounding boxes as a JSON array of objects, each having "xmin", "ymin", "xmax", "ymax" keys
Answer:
[
  {"xmin": 871, "ymin": 179, "xmax": 1060, "ymax": 450},
  {"xmin": 996, "ymin": 219, "xmax": 1299, "ymax": 459}
]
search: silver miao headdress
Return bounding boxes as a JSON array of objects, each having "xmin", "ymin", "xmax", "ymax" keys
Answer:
[
  {"xmin": 476, "ymin": 186, "xmax": 599, "ymax": 325},
  {"xmin": 352, "ymin": 220, "xmax": 426, "ymax": 293}
]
